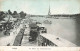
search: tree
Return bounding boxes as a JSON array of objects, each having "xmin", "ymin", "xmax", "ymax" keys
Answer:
[
  {"xmin": 0, "ymin": 11, "xmax": 5, "ymax": 21},
  {"xmin": 13, "ymin": 11, "xmax": 17, "ymax": 15},
  {"xmin": 8, "ymin": 10, "xmax": 12, "ymax": 15},
  {"xmin": 19, "ymin": 11, "xmax": 26, "ymax": 19}
]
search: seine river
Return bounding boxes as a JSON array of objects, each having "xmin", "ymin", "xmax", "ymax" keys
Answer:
[{"xmin": 30, "ymin": 17, "xmax": 80, "ymax": 46}]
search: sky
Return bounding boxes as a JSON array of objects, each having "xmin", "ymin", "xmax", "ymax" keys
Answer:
[{"xmin": 0, "ymin": 0, "xmax": 80, "ymax": 15}]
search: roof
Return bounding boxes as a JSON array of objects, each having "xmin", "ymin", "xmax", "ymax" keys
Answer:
[{"xmin": 29, "ymin": 23, "xmax": 37, "ymax": 27}]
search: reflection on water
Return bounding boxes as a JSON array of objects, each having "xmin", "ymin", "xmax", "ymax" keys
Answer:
[{"xmin": 30, "ymin": 17, "xmax": 80, "ymax": 46}]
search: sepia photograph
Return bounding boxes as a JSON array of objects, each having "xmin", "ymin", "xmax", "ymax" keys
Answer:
[{"xmin": 0, "ymin": 0, "xmax": 80, "ymax": 49}]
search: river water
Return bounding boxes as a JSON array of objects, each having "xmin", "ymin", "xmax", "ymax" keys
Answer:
[{"xmin": 29, "ymin": 17, "xmax": 80, "ymax": 46}]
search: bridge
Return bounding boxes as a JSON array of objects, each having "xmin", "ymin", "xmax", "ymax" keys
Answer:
[{"xmin": 26, "ymin": 14, "xmax": 77, "ymax": 19}]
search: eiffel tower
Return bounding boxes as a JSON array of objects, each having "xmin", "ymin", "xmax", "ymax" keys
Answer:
[{"xmin": 48, "ymin": 3, "xmax": 51, "ymax": 15}]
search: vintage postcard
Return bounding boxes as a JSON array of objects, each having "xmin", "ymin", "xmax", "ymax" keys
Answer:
[{"xmin": 0, "ymin": 0, "xmax": 80, "ymax": 51}]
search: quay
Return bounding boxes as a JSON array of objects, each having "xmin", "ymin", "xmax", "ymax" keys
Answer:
[
  {"xmin": 20, "ymin": 22, "xmax": 77, "ymax": 47},
  {"xmin": 0, "ymin": 21, "xmax": 23, "ymax": 46},
  {"xmin": 38, "ymin": 33, "xmax": 77, "ymax": 47},
  {"xmin": 0, "ymin": 19, "xmax": 77, "ymax": 47},
  {"xmin": 13, "ymin": 28, "xmax": 25, "ymax": 46}
]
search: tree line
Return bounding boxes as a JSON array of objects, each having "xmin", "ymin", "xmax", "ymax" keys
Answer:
[{"xmin": 0, "ymin": 10, "xmax": 27, "ymax": 21}]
